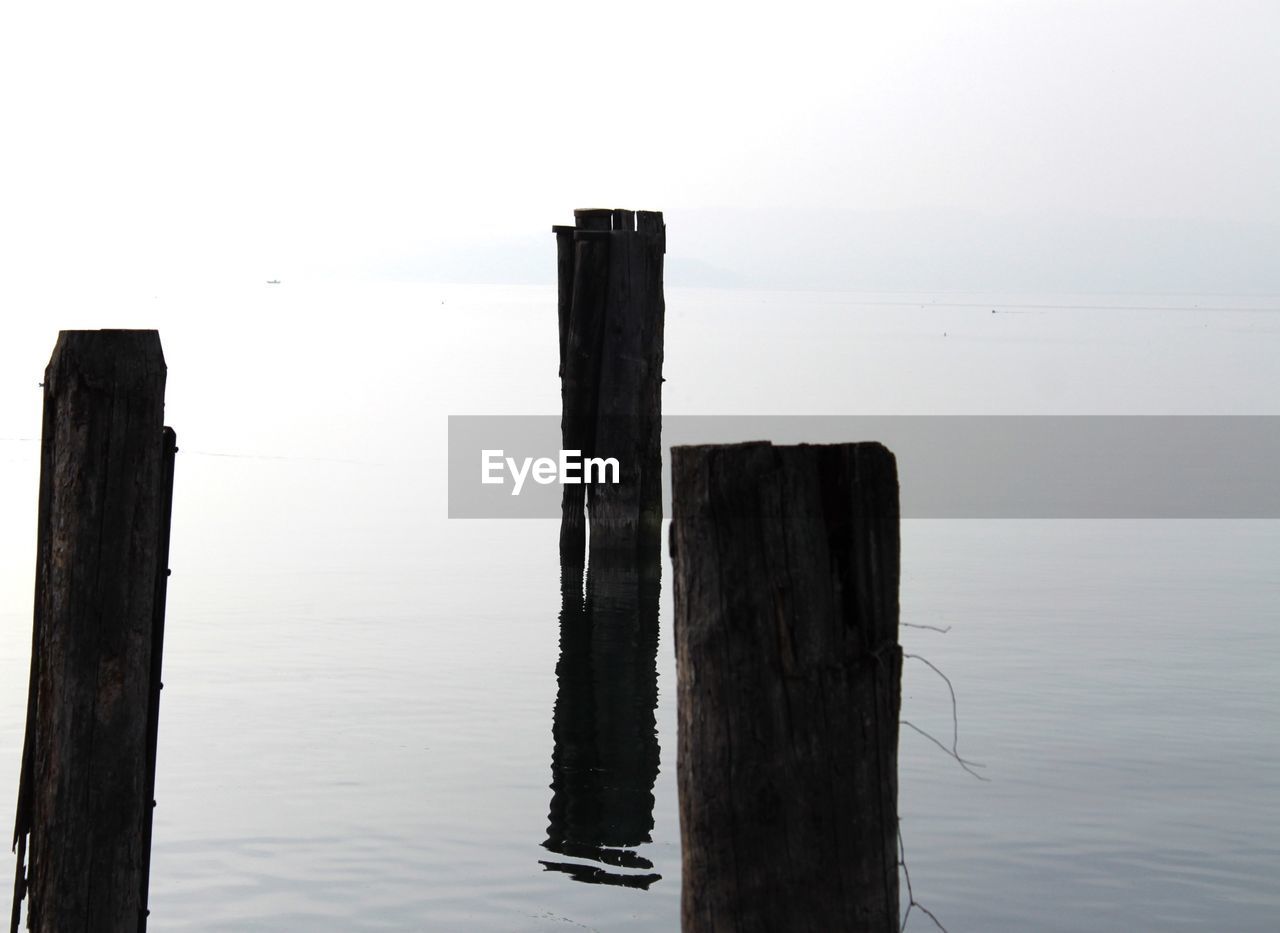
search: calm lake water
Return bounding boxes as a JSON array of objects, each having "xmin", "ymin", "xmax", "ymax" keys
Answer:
[{"xmin": 1, "ymin": 282, "xmax": 1278, "ymax": 930}]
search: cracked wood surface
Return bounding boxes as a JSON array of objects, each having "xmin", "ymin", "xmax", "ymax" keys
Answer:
[{"xmin": 672, "ymin": 441, "xmax": 901, "ymax": 933}]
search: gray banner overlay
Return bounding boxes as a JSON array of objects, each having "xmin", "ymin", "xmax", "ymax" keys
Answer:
[{"xmin": 448, "ymin": 416, "xmax": 1280, "ymax": 518}]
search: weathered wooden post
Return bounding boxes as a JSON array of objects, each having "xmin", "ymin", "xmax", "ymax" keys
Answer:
[
  {"xmin": 10, "ymin": 330, "xmax": 176, "ymax": 933},
  {"xmin": 670, "ymin": 441, "xmax": 902, "ymax": 932},
  {"xmin": 553, "ymin": 208, "xmax": 665, "ymax": 567},
  {"xmin": 546, "ymin": 210, "xmax": 666, "ymax": 885}
]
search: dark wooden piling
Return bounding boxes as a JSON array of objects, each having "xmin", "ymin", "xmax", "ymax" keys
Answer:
[
  {"xmin": 670, "ymin": 442, "xmax": 902, "ymax": 933},
  {"xmin": 10, "ymin": 330, "xmax": 176, "ymax": 933},
  {"xmin": 553, "ymin": 208, "xmax": 665, "ymax": 566},
  {"xmin": 547, "ymin": 208, "xmax": 666, "ymax": 886}
]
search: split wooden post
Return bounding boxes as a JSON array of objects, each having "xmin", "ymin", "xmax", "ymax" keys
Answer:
[
  {"xmin": 553, "ymin": 208, "xmax": 665, "ymax": 567},
  {"xmin": 670, "ymin": 441, "xmax": 902, "ymax": 933},
  {"xmin": 10, "ymin": 330, "xmax": 176, "ymax": 933},
  {"xmin": 548, "ymin": 205, "xmax": 666, "ymax": 885}
]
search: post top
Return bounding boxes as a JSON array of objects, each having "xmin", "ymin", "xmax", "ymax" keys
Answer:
[
  {"xmin": 555, "ymin": 209, "xmax": 665, "ymax": 236},
  {"xmin": 47, "ymin": 330, "xmax": 167, "ymax": 387}
]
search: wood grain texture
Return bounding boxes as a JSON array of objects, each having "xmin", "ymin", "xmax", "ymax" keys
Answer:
[
  {"xmin": 573, "ymin": 208, "xmax": 613, "ymax": 231},
  {"xmin": 136, "ymin": 427, "xmax": 176, "ymax": 932},
  {"xmin": 12, "ymin": 330, "xmax": 171, "ymax": 933},
  {"xmin": 553, "ymin": 225, "xmax": 577, "ymax": 379},
  {"xmin": 671, "ymin": 442, "xmax": 901, "ymax": 933},
  {"xmin": 559, "ymin": 233, "xmax": 611, "ymax": 563}
]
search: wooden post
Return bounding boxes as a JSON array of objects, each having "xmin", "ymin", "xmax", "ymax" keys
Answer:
[
  {"xmin": 10, "ymin": 330, "xmax": 175, "ymax": 933},
  {"xmin": 553, "ymin": 208, "xmax": 665, "ymax": 566},
  {"xmin": 670, "ymin": 442, "xmax": 902, "ymax": 933},
  {"xmin": 548, "ymin": 202, "xmax": 665, "ymax": 888}
]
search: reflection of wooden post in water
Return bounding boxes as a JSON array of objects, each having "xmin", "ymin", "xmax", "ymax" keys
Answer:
[
  {"xmin": 541, "ymin": 530, "xmax": 663, "ymax": 889},
  {"xmin": 10, "ymin": 331, "xmax": 176, "ymax": 933},
  {"xmin": 553, "ymin": 208, "xmax": 665, "ymax": 566},
  {"xmin": 671, "ymin": 442, "xmax": 902, "ymax": 932}
]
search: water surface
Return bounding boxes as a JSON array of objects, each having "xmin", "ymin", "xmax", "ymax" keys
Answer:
[{"xmin": 1, "ymin": 283, "xmax": 1277, "ymax": 930}]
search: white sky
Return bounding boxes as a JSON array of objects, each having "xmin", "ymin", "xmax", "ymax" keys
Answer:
[{"xmin": 1, "ymin": 0, "xmax": 1277, "ymax": 285}]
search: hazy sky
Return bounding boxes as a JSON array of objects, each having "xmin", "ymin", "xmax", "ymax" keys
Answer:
[{"xmin": 2, "ymin": 1, "xmax": 1277, "ymax": 289}]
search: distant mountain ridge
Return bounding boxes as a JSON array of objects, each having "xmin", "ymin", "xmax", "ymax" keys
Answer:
[{"xmin": 357, "ymin": 209, "xmax": 1280, "ymax": 294}]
